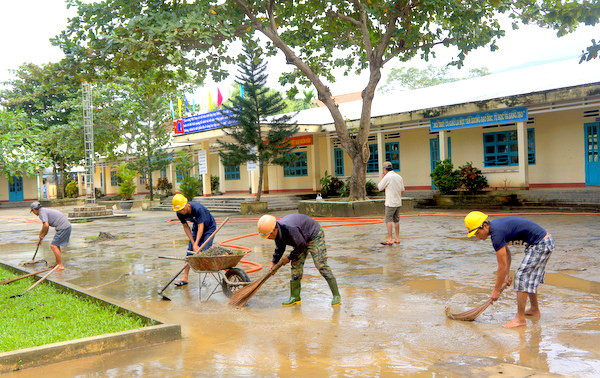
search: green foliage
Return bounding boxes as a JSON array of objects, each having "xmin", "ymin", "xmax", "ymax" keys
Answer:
[
  {"xmin": 173, "ymin": 150, "xmax": 197, "ymax": 180},
  {"xmin": 179, "ymin": 176, "xmax": 202, "ymax": 201},
  {"xmin": 0, "ymin": 266, "xmax": 150, "ymax": 353},
  {"xmin": 116, "ymin": 163, "xmax": 138, "ymax": 200},
  {"xmin": 431, "ymin": 159, "xmax": 461, "ymax": 195},
  {"xmin": 580, "ymin": 38, "xmax": 599, "ymax": 63},
  {"xmin": 319, "ymin": 171, "xmax": 345, "ymax": 197},
  {"xmin": 211, "ymin": 175, "xmax": 220, "ymax": 193},
  {"xmin": 65, "ymin": 181, "xmax": 79, "ymax": 198},
  {"xmin": 365, "ymin": 180, "xmax": 378, "ymax": 196},
  {"xmin": 458, "ymin": 162, "xmax": 488, "ymax": 194},
  {"xmin": 216, "ymin": 39, "xmax": 299, "ymax": 201},
  {"xmin": 95, "ymin": 187, "xmax": 104, "ymax": 198}
]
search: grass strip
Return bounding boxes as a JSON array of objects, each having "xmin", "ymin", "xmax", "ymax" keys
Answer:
[{"xmin": 0, "ymin": 266, "xmax": 154, "ymax": 353}]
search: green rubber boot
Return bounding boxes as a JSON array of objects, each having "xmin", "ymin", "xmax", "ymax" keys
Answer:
[
  {"xmin": 282, "ymin": 279, "xmax": 302, "ymax": 306},
  {"xmin": 326, "ymin": 277, "xmax": 342, "ymax": 306}
]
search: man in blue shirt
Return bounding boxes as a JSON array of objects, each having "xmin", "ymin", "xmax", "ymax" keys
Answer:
[
  {"xmin": 172, "ymin": 194, "xmax": 216, "ymax": 287},
  {"xmin": 257, "ymin": 214, "xmax": 341, "ymax": 306},
  {"xmin": 465, "ymin": 211, "xmax": 554, "ymax": 328}
]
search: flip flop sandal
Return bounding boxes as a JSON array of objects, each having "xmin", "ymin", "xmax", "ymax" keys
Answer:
[
  {"xmin": 380, "ymin": 241, "xmax": 394, "ymax": 245},
  {"xmin": 174, "ymin": 280, "xmax": 188, "ymax": 287}
]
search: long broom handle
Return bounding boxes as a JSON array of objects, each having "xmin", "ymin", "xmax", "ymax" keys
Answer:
[
  {"xmin": 31, "ymin": 239, "xmax": 42, "ymax": 261},
  {"xmin": 157, "ymin": 217, "xmax": 230, "ymax": 294},
  {"xmin": 0, "ymin": 267, "xmax": 52, "ymax": 286},
  {"xmin": 21, "ymin": 265, "xmax": 60, "ymax": 294}
]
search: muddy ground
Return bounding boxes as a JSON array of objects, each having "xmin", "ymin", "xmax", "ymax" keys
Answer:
[{"xmin": 1, "ymin": 206, "xmax": 599, "ymax": 377}]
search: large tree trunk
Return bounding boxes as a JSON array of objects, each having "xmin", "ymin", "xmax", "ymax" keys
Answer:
[{"xmin": 256, "ymin": 160, "xmax": 263, "ymax": 202}]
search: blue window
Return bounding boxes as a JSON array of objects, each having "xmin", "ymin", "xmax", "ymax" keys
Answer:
[
  {"xmin": 139, "ymin": 174, "xmax": 147, "ymax": 185},
  {"xmin": 334, "ymin": 148, "xmax": 344, "ymax": 176},
  {"xmin": 160, "ymin": 168, "xmax": 167, "ymax": 178},
  {"xmin": 483, "ymin": 128, "xmax": 536, "ymax": 167},
  {"xmin": 176, "ymin": 167, "xmax": 185, "ymax": 183},
  {"xmin": 385, "ymin": 142, "xmax": 400, "ymax": 171},
  {"xmin": 284, "ymin": 151, "xmax": 308, "ymax": 177},
  {"xmin": 225, "ymin": 165, "xmax": 240, "ymax": 180},
  {"xmin": 366, "ymin": 144, "xmax": 378, "ymax": 173},
  {"xmin": 110, "ymin": 170, "xmax": 120, "ymax": 186}
]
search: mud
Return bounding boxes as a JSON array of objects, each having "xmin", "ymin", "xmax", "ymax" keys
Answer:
[{"xmin": 1, "ymin": 207, "xmax": 599, "ymax": 376}]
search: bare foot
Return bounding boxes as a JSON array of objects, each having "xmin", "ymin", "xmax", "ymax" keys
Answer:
[
  {"xmin": 524, "ymin": 308, "xmax": 541, "ymax": 317},
  {"xmin": 50, "ymin": 264, "xmax": 65, "ymax": 271},
  {"xmin": 394, "ymin": 239, "xmax": 400, "ymax": 244},
  {"xmin": 502, "ymin": 318, "xmax": 526, "ymax": 328}
]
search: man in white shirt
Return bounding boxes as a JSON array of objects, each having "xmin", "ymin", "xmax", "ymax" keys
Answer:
[{"xmin": 377, "ymin": 161, "xmax": 405, "ymax": 245}]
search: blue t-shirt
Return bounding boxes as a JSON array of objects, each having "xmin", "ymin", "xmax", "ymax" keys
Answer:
[
  {"xmin": 177, "ymin": 202, "xmax": 216, "ymax": 235},
  {"xmin": 489, "ymin": 217, "xmax": 547, "ymax": 251},
  {"xmin": 273, "ymin": 214, "xmax": 321, "ymax": 263}
]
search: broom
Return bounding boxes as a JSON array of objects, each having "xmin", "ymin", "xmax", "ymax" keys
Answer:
[
  {"xmin": 445, "ymin": 283, "xmax": 508, "ymax": 321},
  {"xmin": 228, "ymin": 258, "xmax": 287, "ymax": 307}
]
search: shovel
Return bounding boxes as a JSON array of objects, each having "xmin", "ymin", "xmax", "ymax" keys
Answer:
[
  {"xmin": 22, "ymin": 239, "xmax": 48, "ymax": 267},
  {"xmin": 10, "ymin": 265, "xmax": 60, "ymax": 298},
  {"xmin": 157, "ymin": 217, "xmax": 230, "ymax": 301}
]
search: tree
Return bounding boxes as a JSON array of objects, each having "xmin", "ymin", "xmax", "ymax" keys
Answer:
[
  {"xmin": 55, "ymin": 0, "xmax": 600, "ymax": 200},
  {"xmin": 580, "ymin": 38, "xmax": 599, "ymax": 63},
  {"xmin": 379, "ymin": 64, "xmax": 490, "ymax": 93},
  {"xmin": 0, "ymin": 110, "xmax": 49, "ymax": 179},
  {"xmin": 173, "ymin": 150, "xmax": 202, "ymax": 201},
  {"xmin": 101, "ymin": 74, "xmax": 173, "ymax": 200},
  {"xmin": 216, "ymin": 39, "xmax": 299, "ymax": 202}
]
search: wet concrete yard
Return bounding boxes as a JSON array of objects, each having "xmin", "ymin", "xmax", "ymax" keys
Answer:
[{"xmin": 1, "ymin": 207, "xmax": 599, "ymax": 376}]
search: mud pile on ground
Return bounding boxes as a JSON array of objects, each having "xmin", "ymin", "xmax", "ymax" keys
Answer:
[
  {"xmin": 88, "ymin": 232, "xmax": 118, "ymax": 243},
  {"xmin": 199, "ymin": 246, "xmax": 243, "ymax": 256}
]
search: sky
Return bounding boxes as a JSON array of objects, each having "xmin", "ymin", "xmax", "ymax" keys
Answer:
[{"xmin": 0, "ymin": 0, "xmax": 598, "ymax": 98}]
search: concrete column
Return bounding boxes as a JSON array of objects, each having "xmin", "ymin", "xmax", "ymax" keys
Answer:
[
  {"xmin": 326, "ymin": 135, "xmax": 333, "ymax": 176},
  {"xmin": 201, "ymin": 142, "xmax": 212, "ymax": 196},
  {"xmin": 310, "ymin": 143, "xmax": 318, "ymax": 192},
  {"xmin": 376, "ymin": 131, "xmax": 385, "ymax": 169},
  {"xmin": 250, "ymin": 166, "xmax": 260, "ymax": 195},
  {"xmin": 218, "ymin": 155, "xmax": 226, "ymax": 194},
  {"xmin": 439, "ymin": 130, "xmax": 448, "ymax": 160},
  {"xmin": 517, "ymin": 121, "xmax": 529, "ymax": 187}
]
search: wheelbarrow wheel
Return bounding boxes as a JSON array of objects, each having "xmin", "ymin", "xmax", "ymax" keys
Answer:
[{"xmin": 222, "ymin": 267, "xmax": 250, "ymax": 298}]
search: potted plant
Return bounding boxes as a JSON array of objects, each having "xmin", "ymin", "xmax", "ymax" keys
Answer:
[{"xmin": 116, "ymin": 163, "xmax": 138, "ymax": 210}]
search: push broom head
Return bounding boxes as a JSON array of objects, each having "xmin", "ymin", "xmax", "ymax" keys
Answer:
[{"xmin": 228, "ymin": 259, "xmax": 285, "ymax": 307}]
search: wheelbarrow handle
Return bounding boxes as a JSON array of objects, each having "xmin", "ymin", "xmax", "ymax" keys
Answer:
[{"xmin": 158, "ymin": 256, "xmax": 187, "ymax": 261}]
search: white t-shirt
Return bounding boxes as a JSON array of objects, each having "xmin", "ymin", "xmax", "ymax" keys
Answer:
[{"xmin": 377, "ymin": 171, "xmax": 405, "ymax": 207}]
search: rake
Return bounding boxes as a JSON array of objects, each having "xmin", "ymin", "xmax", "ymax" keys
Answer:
[
  {"xmin": 445, "ymin": 283, "xmax": 508, "ymax": 321},
  {"xmin": 22, "ymin": 239, "xmax": 48, "ymax": 267},
  {"xmin": 228, "ymin": 258, "xmax": 286, "ymax": 307}
]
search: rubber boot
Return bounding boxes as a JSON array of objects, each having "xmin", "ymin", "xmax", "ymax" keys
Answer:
[
  {"xmin": 282, "ymin": 279, "xmax": 302, "ymax": 306},
  {"xmin": 326, "ymin": 277, "xmax": 342, "ymax": 306}
]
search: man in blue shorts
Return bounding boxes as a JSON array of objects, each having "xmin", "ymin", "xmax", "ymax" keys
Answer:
[
  {"xmin": 172, "ymin": 193, "xmax": 216, "ymax": 287},
  {"xmin": 465, "ymin": 211, "xmax": 554, "ymax": 328},
  {"xmin": 31, "ymin": 201, "xmax": 71, "ymax": 270}
]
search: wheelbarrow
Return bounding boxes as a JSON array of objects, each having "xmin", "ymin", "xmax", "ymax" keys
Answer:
[{"xmin": 159, "ymin": 252, "xmax": 251, "ymax": 301}]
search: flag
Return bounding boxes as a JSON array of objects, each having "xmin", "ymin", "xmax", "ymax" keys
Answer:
[
  {"xmin": 169, "ymin": 100, "xmax": 175, "ymax": 119},
  {"xmin": 208, "ymin": 91, "xmax": 213, "ymax": 111},
  {"xmin": 184, "ymin": 96, "xmax": 190, "ymax": 113},
  {"xmin": 217, "ymin": 88, "xmax": 223, "ymax": 107},
  {"xmin": 177, "ymin": 98, "xmax": 183, "ymax": 118},
  {"xmin": 192, "ymin": 98, "xmax": 196, "ymax": 113},
  {"xmin": 239, "ymin": 84, "xmax": 245, "ymax": 99}
]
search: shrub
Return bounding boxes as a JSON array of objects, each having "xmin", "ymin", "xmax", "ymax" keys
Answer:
[
  {"xmin": 65, "ymin": 181, "xmax": 79, "ymax": 198},
  {"xmin": 211, "ymin": 175, "xmax": 220, "ymax": 193},
  {"xmin": 458, "ymin": 162, "xmax": 488, "ymax": 193},
  {"xmin": 431, "ymin": 159, "xmax": 461, "ymax": 194},
  {"xmin": 155, "ymin": 177, "xmax": 173, "ymax": 197},
  {"xmin": 179, "ymin": 176, "xmax": 202, "ymax": 201},
  {"xmin": 116, "ymin": 163, "xmax": 138, "ymax": 200},
  {"xmin": 319, "ymin": 171, "xmax": 344, "ymax": 197},
  {"xmin": 94, "ymin": 187, "xmax": 104, "ymax": 198},
  {"xmin": 365, "ymin": 180, "xmax": 377, "ymax": 196}
]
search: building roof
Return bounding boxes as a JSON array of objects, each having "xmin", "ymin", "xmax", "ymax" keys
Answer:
[{"xmin": 284, "ymin": 58, "xmax": 600, "ymax": 126}]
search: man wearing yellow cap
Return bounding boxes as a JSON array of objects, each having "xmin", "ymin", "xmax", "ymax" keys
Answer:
[
  {"xmin": 464, "ymin": 211, "xmax": 554, "ymax": 328},
  {"xmin": 172, "ymin": 194, "xmax": 216, "ymax": 287}
]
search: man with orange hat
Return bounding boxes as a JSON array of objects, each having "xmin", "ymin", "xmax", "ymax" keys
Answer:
[
  {"xmin": 172, "ymin": 193, "xmax": 216, "ymax": 287},
  {"xmin": 464, "ymin": 211, "xmax": 554, "ymax": 328},
  {"xmin": 257, "ymin": 214, "xmax": 341, "ymax": 306}
]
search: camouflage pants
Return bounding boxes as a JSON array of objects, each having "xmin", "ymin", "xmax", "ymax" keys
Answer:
[{"xmin": 290, "ymin": 229, "xmax": 336, "ymax": 282}]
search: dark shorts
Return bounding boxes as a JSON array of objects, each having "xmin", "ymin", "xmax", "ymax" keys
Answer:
[
  {"xmin": 384, "ymin": 206, "xmax": 401, "ymax": 223},
  {"xmin": 52, "ymin": 226, "xmax": 71, "ymax": 247}
]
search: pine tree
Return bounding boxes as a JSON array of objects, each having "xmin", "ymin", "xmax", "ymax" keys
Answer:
[{"xmin": 216, "ymin": 40, "xmax": 299, "ymax": 201}]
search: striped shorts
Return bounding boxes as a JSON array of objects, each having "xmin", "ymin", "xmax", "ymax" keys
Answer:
[{"xmin": 514, "ymin": 235, "xmax": 554, "ymax": 293}]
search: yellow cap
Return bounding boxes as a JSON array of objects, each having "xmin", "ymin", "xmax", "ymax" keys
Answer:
[
  {"xmin": 172, "ymin": 193, "xmax": 188, "ymax": 212},
  {"xmin": 464, "ymin": 211, "xmax": 488, "ymax": 237}
]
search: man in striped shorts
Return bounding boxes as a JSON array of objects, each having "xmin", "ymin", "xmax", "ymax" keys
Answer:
[{"xmin": 464, "ymin": 211, "xmax": 554, "ymax": 328}]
